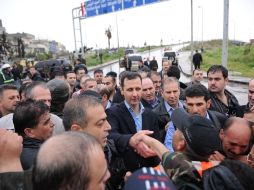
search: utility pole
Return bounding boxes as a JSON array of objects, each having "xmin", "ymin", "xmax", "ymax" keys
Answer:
[
  {"xmin": 115, "ymin": 12, "xmax": 120, "ymax": 51},
  {"xmin": 198, "ymin": 6, "xmax": 203, "ymax": 48},
  {"xmin": 222, "ymin": 0, "xmax": 229, "ymax": 68},
  {"xmin": 72, "ymin": 6, "xmax": 84, "ymax": 55},
  {"xmin": 190, "ymin": 0, "xmax": 194, "ymax": 73}
]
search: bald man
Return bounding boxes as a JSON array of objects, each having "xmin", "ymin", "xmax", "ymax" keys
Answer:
[
  {"xmin": 32, "ymin": 132, "xmax": 110, "ymax": 190},
  {"xmin": 210, "ymin": 117, "xmax": 253, "ymax": 161},
  {"xmin": 236, "ymin": 79, "xmax": 254, "ymax": 117}
]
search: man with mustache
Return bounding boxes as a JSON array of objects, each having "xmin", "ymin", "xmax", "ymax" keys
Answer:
[
  {"xmin": 63, "ymin": 95, "xmax": 125, "ymax": 190},
  {"xmin": 207, "ymin": 65, "xmax": 239, "ymax": 117}
]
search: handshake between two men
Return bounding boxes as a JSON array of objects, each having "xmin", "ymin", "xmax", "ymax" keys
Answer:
[{"xmin": 128, "ymin": 130, "xmax": 168, "ymax": 159}]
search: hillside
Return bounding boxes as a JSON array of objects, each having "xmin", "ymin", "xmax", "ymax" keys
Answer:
[{"xmin": 185, "ymin": 40, "xmax": 254, "ymax": 77}]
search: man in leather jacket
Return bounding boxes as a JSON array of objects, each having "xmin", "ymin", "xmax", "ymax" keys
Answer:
[{"xmin": 63, "ymin": 95, "xmax": 126, "ymax": 189}]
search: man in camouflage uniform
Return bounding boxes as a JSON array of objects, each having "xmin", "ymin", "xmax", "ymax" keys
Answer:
[{"xmin": 135, "ymin": 109, "xmax": 221, "ymax": 189}]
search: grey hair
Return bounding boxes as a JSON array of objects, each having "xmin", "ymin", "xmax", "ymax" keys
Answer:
[{"xmin": 62, "ymin": 95, "xmax": 102, "ymax": 131}]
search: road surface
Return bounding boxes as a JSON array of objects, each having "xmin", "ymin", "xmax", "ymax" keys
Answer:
[{"xmin": 88, "ymin": 48, "xmax": 248, "ymax": 105}]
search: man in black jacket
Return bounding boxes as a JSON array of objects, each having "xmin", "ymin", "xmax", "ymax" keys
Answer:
[
  {"xmin": 153, "ymin": 77, "xmax": 184, "ymax": 146},
  {"xmin": 106, "ymin": 72, "xmax": 160, "ymax": 172},
  {"xmin": 184, "ymin": 84, "xmax": 227, "ymax": 129},
  {"xmin": 149, "ymin": 56, "xmax": 158, "ymax": 71},
  {"xmin": 28, "ymin": 66, "xmax": 44, "ymax": 82},
  {"xmin": 13, "ymin": 99, "xmax": 54, "ymax": 170},
  {"xmin": 192, "ymin": 50, "xmax": 202, "ymax": 69},
  {"xmin": 141, "ymin": 77, "xmax": 161, "ymax": 109},
  {"xmin": 207, "ymin": 65, "xmax": 239, "ymax": 117},
  {"xmin": 63, "ymin": 95, "xmax": 125, "ymax": 190}
]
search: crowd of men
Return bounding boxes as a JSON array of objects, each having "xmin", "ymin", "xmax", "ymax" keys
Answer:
[{"xmin": 0, "ymin": 57, "xmax": 254, "ymax": 190}]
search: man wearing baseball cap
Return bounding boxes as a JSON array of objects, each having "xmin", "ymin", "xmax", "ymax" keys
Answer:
[{"xmin": 134, "ymin": 108, "xmax": 222, "ymax": 189}]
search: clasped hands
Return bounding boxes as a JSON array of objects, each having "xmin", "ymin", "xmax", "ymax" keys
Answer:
[{"xmin": 129, "ymin": 130, "xmax": 156, "ymax": 158}]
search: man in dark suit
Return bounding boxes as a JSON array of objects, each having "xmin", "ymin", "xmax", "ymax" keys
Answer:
[
  {"xmin": 106, "ymin": 72, "xmax": 160, "ymax": 172},
  {"xmin": 192, "ymin": 50, "xmax": 202, "ymax": 69},
  {"xmin": 153, "ymin": 77, "xmax": 185, "ymax": 151},
  {"xmin": 141, "ymin": 77, "xmax": 161, "ymax": 109},
  {"xmin": 149, "ymin": 56, "xmax": 158, "ymax": 71}
]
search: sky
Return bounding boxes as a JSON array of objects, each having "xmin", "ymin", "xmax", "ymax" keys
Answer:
[{"xmin": 1, "ymin": 0, "xmax": 254, "ymax": 51}]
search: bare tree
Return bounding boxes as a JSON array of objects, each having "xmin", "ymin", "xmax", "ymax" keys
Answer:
[{"xmin": 105, "ymin": 26, "xmax": 112, "ymax": 50}]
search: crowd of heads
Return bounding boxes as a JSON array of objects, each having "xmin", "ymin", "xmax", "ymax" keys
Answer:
[{"xmin": 0, "ymin": 56, "xmax": 253, "ymax": 190}]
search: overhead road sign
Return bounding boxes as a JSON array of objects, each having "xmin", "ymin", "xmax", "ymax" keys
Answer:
[
  {"xmin": 83, "ymin": 0, "xmax": 168, "ymax": 18},
  {"xmin": 84, "ymin": 0, "xmax": 122, "ymax": 18}
]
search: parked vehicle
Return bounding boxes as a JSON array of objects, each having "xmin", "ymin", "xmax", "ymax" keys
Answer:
[
  {"xmin": 163, "ymin": 51, "xmax": 179, "ymax": 66},
  {"xmin": 34, "ymin": 59, "xmax": 72, "ymax": 80},
  {"xmin": 124, "ymin": 48, "xmax": 135, "ymax": 55},
  {"xmin": 119, "ymin": 54, "xmax": 142, "ymax": 71}
]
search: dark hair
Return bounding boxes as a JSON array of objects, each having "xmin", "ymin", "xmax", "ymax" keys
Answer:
[
  {"xmin": 33, "ymin": 132, "xmax": 100, "ymax": 190},
  {"xmin": 98, "ymin": 87, "xmax": 111, "ymax": 100},
  {"xmin": 184, "ymin": 84, "xmax": 210, "ymax": 101},
  {"xmin": 120, "ymin": 71, "xmax": 142, "ymax": 88},
  {"xmin": 220, "ymin": 159, "xmax": 254, "ymax": 190},
  {"xmin": 167, "ymin": 65, "xmax": 180, "ymax": 79},
  {"xmin": 207, "ymin": 65, "xmax": 228, "ymax": 79},
  {"xmin": 13, "ymin": 99, "xmax": 49, "ymax": 137},
  {"xmin": 74, "ymin": 65, "xmax": 88, "ymax": 74},
  {"xmin": 47, "ymin": 79, "xmax": 70, "ymax": 107},
  {"xmin": 64, "ymin": 71, "xmax": 76, "ymax": 79},
  {"xmin": 54, "ymin": 71, "xmax": 64, "ymax": 78},
  {"xmin": 94, "ymin": 69, "xmax": 103, "ymax": 75},
  {"xmin": 0, "ymin": 84, "xmax": 18, "ymax": 98},
  {"xmin": 147, "ymin": 71, "xmax": 161, "ymax": 78},
  {"xmin": 104, "ymin": 75, "xmax": 116, "ymax": 84},
  {"xmin": 192, "ymin": 69, "xmax": 202, "ymax": 75},
  {"xmin": 62, "ymin": 96, "xmax": 102, "ymax": 131},
  {"xmin": 19, "ymin": 82, "xmax": 32, "ymax": 99},
  {"xmin": 118, "ymin": 71, "xmax": 128, "ymax": 87},
  {"xmin": 106, "ymin": 71, "xmax": 117, "ymax": 78}
]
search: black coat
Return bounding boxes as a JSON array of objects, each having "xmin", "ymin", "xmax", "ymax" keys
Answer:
[
  {"xmin": 235, "ymin": 103, "xmax": 251, "ymax": 117},
  {"xmin": 106, "ymin": 102, "xmax": 160, "ymax": 172},
  {"xmin": 152, "ymin": 100, "xmax": 171, "ymax": 142},
  {"xmin": 207, "ymin": 110, "xmax": 227, "ymax": 130},
  {"xmin": 0, "ymin": 170, "xmax": 32, "ymax": 190},
  {"xmin": 209, "ymin": 89, "xmax": 239, "ymax": 117},
  {"xmin": 104, "ymin": 139, "xmax": 126, "ymax": 190},
  {"xmin": 31, "ymin": 72, "xmax": 44, "ymax": 82},
  {"xmin": 149, "ymin": 60, "xmax": 158, "ymax": 71},
  {"xmin": 112, "ymin": 88, "xmax": 124, "ymax": 104},
  {"xmin": 192, "ymin": 52, "xmax": 202, "ymax": 64},
  {"xmin": 20, "ymin": 137, "xmax": 43, "ymax": 170}
]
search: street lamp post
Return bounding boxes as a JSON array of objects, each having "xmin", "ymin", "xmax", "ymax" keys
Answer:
[
  {"xmin": 198, "ymin": 6, "xmax": 203, "ymax": 48},
  {"xmin": 222, "ymin": 0, "xmax": 229, "ymax": 68},
  {"xmin": 190, "ymin": 0, "xmax": 194, "ymax": 73},
  {"xmin": 115, "ymin": 12, "xmax": 120, "ymax": 51}
]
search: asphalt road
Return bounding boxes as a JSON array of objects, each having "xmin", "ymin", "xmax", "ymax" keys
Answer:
[{"xmin": 89, "ymin": 48, "xmax": 248, "ymax": 105}]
